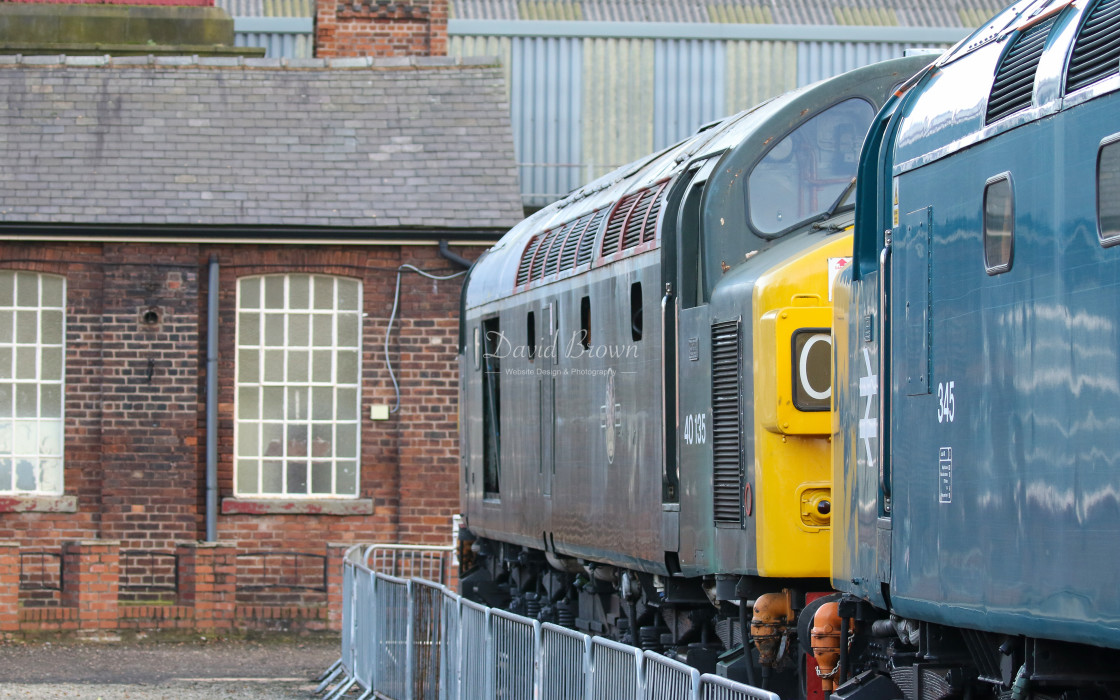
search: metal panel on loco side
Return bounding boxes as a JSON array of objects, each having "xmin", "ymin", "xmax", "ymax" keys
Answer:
[{"xmin": 855, "ymin": 0, "xmax": 1120, "ymax": 650}]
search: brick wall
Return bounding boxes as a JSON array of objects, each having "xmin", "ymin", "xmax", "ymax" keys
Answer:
[
  {"xmin": 315, "ymin": 0, "xmax": 448, "ymax": 58},
  {"xmin": 0, "ymin": 239, "xmax": 484, "ymax": 634}
]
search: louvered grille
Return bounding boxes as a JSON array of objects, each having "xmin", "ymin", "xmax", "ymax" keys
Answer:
[
  {"xmin": 530, "ymin": 228, "xmax": 560, "ymax": 281},
  {"xmin": 557, "ymin": 213, "xmax": 591, "ymax": 273},
  {"xmin": 1067, "ymin": 0, "xmax": 1120, "ymax": 93},
  {"xmin": 542, "ymin": 221, "xmax": 570, "ymax": 277},
  {"xmin": 643, "ymin": 183, "xmax": 667, "ymax": 243},
  {"xmin": 576, "ymin": 209, "xmax": 606, "ymax": 267},
  {"xmin": 602, "ymin": 191, "xmax": 642, "ymax": 256},
  {"xmin": 621, "ymin": 188, "xmax": 657, "ymax": 250},
  {"xmin": 986, "ymin": 15, "xmax": 1058, "ymax": 124},
  {"xmin": 516, "ymin": 234, "xmax": 544, "ymax": 286},
  {"xmin": 711, "ymin": 320, "xmax": 743, "ymax": 526}
]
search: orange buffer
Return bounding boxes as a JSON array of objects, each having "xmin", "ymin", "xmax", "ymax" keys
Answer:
[
  {"xmin": 751, "ymin": 590, "xmax": 794, "ymax": 667},
  {"xmin": 810, "ymin": 600, "xmax": 852, "ymax": 692}
]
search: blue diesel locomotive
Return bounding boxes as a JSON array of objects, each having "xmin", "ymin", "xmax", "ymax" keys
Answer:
[{"xmin": 831, "ymin": 0, "xmax": 1120, "ymax": 696}]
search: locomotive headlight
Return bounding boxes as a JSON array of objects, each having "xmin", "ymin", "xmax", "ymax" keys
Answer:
[{"xmin": 792, "ymin": 329, "xmax": 832, "ymax": 412}]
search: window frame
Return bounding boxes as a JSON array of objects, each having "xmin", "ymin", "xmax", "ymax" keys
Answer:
[
  {"xmin": 1097, "ymin": 133, "xmax": 1120, "ymax": 247},
  {"xmin": 233, "ymin": 273, "xmax": 363, "ymax": 500},
  {"xmin": 983, "ymin": 172, "xmax": 1015, "ymax": 275}
]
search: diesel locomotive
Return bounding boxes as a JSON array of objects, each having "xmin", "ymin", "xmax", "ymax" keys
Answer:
[
  {"xmin": 457, "ymin": 53, "xmax": 933, "ymax": 697},
  {"xmin": 461, "ymin": 0, "xmax": 1120, "ymax": 694}
]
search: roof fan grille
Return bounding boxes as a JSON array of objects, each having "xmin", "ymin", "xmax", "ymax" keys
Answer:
[
  {"xmin": 986, "ymin": 14, "xmax": 1058, "ymax": 124},
  {"xmin": 1067, "ymin": 0, "xmax": 1120, "ymax": 93}
]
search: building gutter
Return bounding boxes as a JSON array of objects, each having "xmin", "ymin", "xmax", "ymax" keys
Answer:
[{"xmin": 206, "ymin": 255, "xmax": 219, "ymax": 542}]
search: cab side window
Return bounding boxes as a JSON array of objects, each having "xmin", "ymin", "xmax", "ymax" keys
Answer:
[
  {"xmin": 1098, "ymin": 138, "xmax": 1120, "ymax": 246},
  {"xmin": 983, "ymin": 174, "xmax": 1014, "ymax": 274}
]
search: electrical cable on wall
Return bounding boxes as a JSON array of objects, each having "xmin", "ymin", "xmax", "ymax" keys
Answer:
[{"xmin": 384, "ymin": 264, "xmax": 467, "ymax": 414}]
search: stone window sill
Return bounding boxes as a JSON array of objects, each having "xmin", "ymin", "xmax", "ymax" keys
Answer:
[
  {"xmin": 0, "ymin": 495, "xmax": 78, "ymax": 513},
  {"xmin": 221, "ymin": 497, "xmax": 373, "ymax": 516}
]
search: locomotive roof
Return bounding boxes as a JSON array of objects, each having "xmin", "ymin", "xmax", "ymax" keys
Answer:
[
  {"xmin": 465, "ymin": 55, "xmax": 929, "ymax": 309},
  {"xmin": 890, "ymin": 0, "xmax": 1118, "ymax": 173}
]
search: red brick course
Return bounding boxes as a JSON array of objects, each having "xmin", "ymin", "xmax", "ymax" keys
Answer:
[{"xmin": 315, "ymin": 0, "xmax": 448, "ymax": 58}]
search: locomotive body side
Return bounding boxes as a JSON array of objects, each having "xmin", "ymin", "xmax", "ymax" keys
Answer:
[{"xmin": 833, "ymin": 0, "xmax": 1120, "ymax": 694}]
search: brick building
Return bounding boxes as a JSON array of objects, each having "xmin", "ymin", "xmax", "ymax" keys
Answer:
[{"xmin": 0, "ymin": 0, "xmax": 520, "ymax": 634}]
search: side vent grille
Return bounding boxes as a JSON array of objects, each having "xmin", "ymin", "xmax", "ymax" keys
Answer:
[
  {"xmin": 602, "ymin": 181, "xmax": 669, "ymax": 257},
  {"xmin": 514, "ymin": 208, "xmax": 606, "ymax": 289},
  {"xmin": 986, "ymin": 15, "xmax": 1058, "ymax": 124},
  {"xmin": 576, "ymin": 208, "xmax": 607, "ymax": 268},
  {"xmin": 711, "ymin": 320, "xmax": 743, "ymax": 526},
  {"xmin": 516, "ymin": 234, "xmax": 545, "ymax": 286},
  {"xmin": 1066, "ymin": 0, "xmax": 1120, "ymax": 94}
]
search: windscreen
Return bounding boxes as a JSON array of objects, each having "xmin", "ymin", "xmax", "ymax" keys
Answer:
[{"xmin": 748, "ymin": 98, "xmax": 875, "ymax": 236}]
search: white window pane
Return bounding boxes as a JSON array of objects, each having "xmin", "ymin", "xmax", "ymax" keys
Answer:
[
  {"xmin": 262, "ymin": 387, "xmax": 283, "ymax": 419},
  {"xmin": 337, "ymin": 424, "xmax": 357, "ymax": 459},
  {"xmin": 14, "ymin": 458, "xmax": 35, "ymax": 490},
  {"xmin": 16, "ymin": 347, "xmax": 35, "ymax": 380},
  {"xmin": 286, "ymin": 460, "xmax": 308, "ymax": 494},
  {"xmin": 263, "ymin": 350, "xmax": 284, "ymax": 383},
  {"xmin": 0, "ymin": 388, "xmax": 8, "ymax": 419},
  {"xmin": 338, "ymin": 279, "xmax": 359, "ymax": 311},
  {"xmin": 40, "ymin": 384, "xmax": 61, "ymax": 419},
  {"xmin": 38, "ymin": 458, "xmax": 61, "ymax": 494},
  {"xmin": 13, "ymin": 421, "xmax": 35, "ymax": 454},
  {"xmin": 15, "ymin": 385, "xmax": 36, "ymax": 417},
  {"xmin": 15, "ymin": 273, "xmax": 37, "ymax": 307},
  {"xmin": 311, "ymin": 461, "xmax": 332, "ymax": 494},
  {"xmin": 312, "ymin": 387, "xmax": 333, "ymax": 420},
  {"xmin": 0, "ymin": 459, "xmax": 9, "ymax": 490},
  {"xmin": 313, "ymin": 277, "xmax": 333, "ymax": 310},
  {"xmin": 41, "ymin": 311, "xmax": 63, "ymax": 345},
  {"xmin": 239, "ymin": 278, "xmax": 261, "ymax": 309},
  {"xmin": 262, "ymin": 422, "xmax": 284, "ymax": 456},
  {"xmin": 288, "ymin": 350, "xmax": 309, "ymax": 383},
  {"xmin": 312, "ymin": 315, "xmax": 332, "ymax": 346},
  {"xmin": 289, "ymin": 314, "xmax": 310, "ymax": 347},
  {"xmin": 0, "ymin": 311, "xmax": 12, "ymax": 343},
  {"xmin": 41, "ymin": 348, "xmax": 62, "ymax": 382},
  {"xmin": 311, "ymin": 423, "xmax": 332, "ymax": 451},
  {"xmin": 337, "ymin": 351, "xmax": 359, "ymax": 384},
  {"xmin": 238, "ymin": 425, "xmax": 259, "ymax": 457},
  {"xmin": 264, "ymin": 314, "xmax": 284, "ymax": 346},
  {"xmin": 0, "ymin": 348, "xmax": 11, "ymax": 379},
  {"xmin": 337, "ymin": 461, "xmax": 357, "ymax": 495},
  {"xmin": 0, "ymin": 272, "xmax": 13, "ymax": 306},
  {"xmin": 312, "ymin": 351, "xmax": 332, "ymax": 383},
  {"xmin": 238, "ymin": 350, "xmax": 259, "ymax": 384},
  {"xmin": 288, "ymin": 424, "xmax": 308, "ymax": 454},
  {"xmin": 237, "ymin": 459, "xmax": 258, "ymax": 493},
  {"xmin": 261, "ymin": 460, "xmax": 283, "ymax": 494},
  {"xmin": 337, "ymin": 313, "xmax": 359, "ymax": 347},
  {"xmin": 41, "ymin": 277, "xmax": 63, "ymax": 308},
  {"xmin": 239, "ymin": 313, "xmax": 260, "ymax": 346},
  {"xmin": 39, "ymin": 421, "xmax": 61, "ymax": 456},
  {"xmin": 264, "ymin": 276, "xmax": 284, "ymax": 309},
  {"xmin": 286, "ymin": 387, "xmax": 308, "ymax": 420},
  {"xmin": 16, "ymin": 310, "xmax": 36, "ymax": 344},
  {"xmin": 290, "ymin": 276, "xmax": 310, "ymax": 309},
  {"xmin": 337, "ymin": 388, "xmax": 357, "ymax": 421},
  {"xmin": 237, "ymin": 387, "xmax": 259, "ymax": 420},
  {"xmin": 0, "ymin": 423, "xmax": 10, "ymax": 451}
]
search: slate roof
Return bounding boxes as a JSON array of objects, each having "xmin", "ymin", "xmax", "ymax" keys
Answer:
[{"xmin": 0, "ymin": 55, "xmax": 523, "ymax": 231}]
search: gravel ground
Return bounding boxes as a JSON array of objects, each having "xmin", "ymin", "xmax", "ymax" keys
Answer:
[{"xmin": 0, "ymin": 635, "xmax": 341, "ymax": 699}]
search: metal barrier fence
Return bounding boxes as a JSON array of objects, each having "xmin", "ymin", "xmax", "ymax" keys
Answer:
[{"xmin": 317, "ymin": 543, "xmax": 781, "ymax": 700}]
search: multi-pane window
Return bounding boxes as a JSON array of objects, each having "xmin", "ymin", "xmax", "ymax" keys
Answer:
[
  {"xmin": 0, "ymin": 272, "xmax": 65, "ymax": 494},
  {"xmin": 235, "ymin": 274, "xmax": 361, "ymax": 498}
]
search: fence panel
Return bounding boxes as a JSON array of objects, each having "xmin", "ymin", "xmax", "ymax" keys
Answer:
[
  {"xmin": 440, "ymin": 593, "xmax": 462, "ymax": 700},
  {"xmin": 590, "ymin": 636, "xmax": 643, "ymax": 700},
  {"xmin": 459, "ymin": 599, "xmax": 490, "ymax": 700},
  {"xmin": 373, "ymin": 573, "xmax": 412, "ymax": 699},
  {"xmin": 540, "ymin": 622, "xmax": 591, "ymax": 700},
  {"xmin": 699, "ymin": 673, "xmax": 783, "ymax": 700},
  {"xmin": 339, "ymin": 556, "xmax": 355, "ymax": 679},
  {"xmin": 489, "ymin": 608, "xmax": 539, "ymax": 700},
  {"xmin": 353, "ymin": 567, "xmax": 376, "ymax": 691},
  {"xmin": 411, "ymin": 579, "xmax": 447, "ymax": 700},
  {"xmin": 366, "ymin": 545, "xmax": 453, "ymax": 585},
  {"xmin": 644, "ymin": 650, "xmax": 700, "ymax": 700}
]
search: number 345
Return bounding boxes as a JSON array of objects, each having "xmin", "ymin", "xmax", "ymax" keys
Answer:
[{"xmin": 937, "ymin": 381, "xmax": 955, "ymax": 424}]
